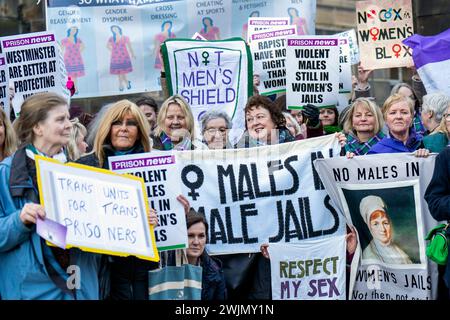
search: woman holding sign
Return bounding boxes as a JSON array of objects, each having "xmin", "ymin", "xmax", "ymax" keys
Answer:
[
  {"xmin": 0, "ymin": 93, "xmax": 102, "ymax": 300},
  {"xmin": 77, "ymin": 99, "xmax": 160, "ymax": 300}
]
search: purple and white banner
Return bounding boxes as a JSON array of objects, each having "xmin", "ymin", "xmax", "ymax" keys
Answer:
[
  {"xmin": 0, "ymin": 31, "xmax": 69, "ymax": 117},
  {"xmin": 403, "ymin": 28, "xmax": 450, "ymax": 96},
  {"xmin": 286, "ymin": 36, "xmax": 340, "ymax": 110},
  {"xmin": 109, "ymin": 151, "xmax": 188, "ymax": 251}
]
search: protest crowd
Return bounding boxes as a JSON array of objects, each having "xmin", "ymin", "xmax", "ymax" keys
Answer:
[{"xmin": 0, "ymin": 0, "xmax": 450, "ymax": 301}]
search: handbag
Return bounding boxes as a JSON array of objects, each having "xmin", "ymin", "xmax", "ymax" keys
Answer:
[
  {"xmin": 148, "ymin": 250, "xmax": 202, "ymax": 300},
  {"xmin": 425, "ymin": 223, "xmax": 449, "ymax": 265}
]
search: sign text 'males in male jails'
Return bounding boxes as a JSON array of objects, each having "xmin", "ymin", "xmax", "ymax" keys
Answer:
[
  {"xmin": 250, "ymin": 26, "xmax": 296, "ymax": 96},
  {"xmin": 268, "ymin": 236, "xmax": 347, "ymax": 300},
  {"xmin": 286, "ymin": 36, "xmax": 339, "ymax": 110},
  {"xmin": 0, "ymin": 54, "xmax": 9, "ymax": 116},
  {"xmin": 356, "ymin": 0, "xmax": 414, "ymax": 70},
  {"xmin": 161, "ymin": 38, "xmax": 251, "ymax": 145},
  {"xmin": 36, "ymin": 156, "xmax": 159, "ymax": 261},
  {"xmin": 109, "ymin": 151, "xmax": 188, "ymax": 251},
  {"xmin": 0, "ymin": 31, "xmax": 69, "ymax": 116},
  {"xmin": 314, "ymin": 153, "xmax": 440, "ymax": 300},
  {"xmin": 176, "ymin": 135, "xmax": 345, "ymax": 255}
]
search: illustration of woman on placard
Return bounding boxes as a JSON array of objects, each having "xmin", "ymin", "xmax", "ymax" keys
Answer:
[
  {"xmin": 61, "ymin": 26, "xmax": 85, "ymax": 94},
  {"xmin": 288, "ymin": 7, "xmax": 308, "ymax": 35},
  {"xmin": 154, "ymin": 20, "xmax": 176, "ymax": 70},
  {"xmin": 242, "ymin": 10, "xmax": 260, "ymax": 41},
  {"xmin": 107, "ymin": 25, "xmax": 135, "ymax": 92},
  {"xmin": 199, "ymin": 17, "xmax": 220, "ymax": 40}
]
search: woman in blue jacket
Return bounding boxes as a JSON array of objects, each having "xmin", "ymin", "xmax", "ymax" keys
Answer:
[
  {"xmin": 368, "ymin": 93, "xmax": 430, "ymax": 157},
  {"xmin": 0, "ymin": 93, "xmax": 101, "ymax": 300}
]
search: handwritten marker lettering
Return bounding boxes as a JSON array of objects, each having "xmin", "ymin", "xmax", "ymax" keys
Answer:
[
  {"xmin": 369, "ymin": 27, "xmax": 379, "ymax": 41},
  {"xmin": 392, "ymin": 44, "xmax": 401, "ymax": 58}
]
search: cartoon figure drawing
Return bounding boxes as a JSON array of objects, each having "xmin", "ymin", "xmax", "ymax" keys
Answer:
[
  {"xmin": 154, "ymin": 21, "xmax": 176, "ymax": 70},
  {"xmin": 288, "ymin": 7, "xmax": 308, "ymax": 35},
  {"xmin": 61, "ymin": 26, "xmax": 85, "ymax": 94},
  {"xmin": 199, "ymin": 17, "xmax": 220, "ymax": 40},
  {"xmin": 107, "ymin": 25, "xmax": 135, "ymax": 91}
]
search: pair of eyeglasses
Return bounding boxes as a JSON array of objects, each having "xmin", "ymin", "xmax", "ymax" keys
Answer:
[
  {"xmin": 112, "ymin": 119, "xmax": 138, "ymax": 127},
  {"xmin": 205, "ymin": 127, "xmax": 227, "ymax": 135},
  {"xmin": 444, "ymin": 114, "xmax": 450, "ymax": 120}
]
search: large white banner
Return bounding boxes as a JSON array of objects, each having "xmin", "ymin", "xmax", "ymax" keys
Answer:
[
  {"xmin": 109, "ymin": 151, "xmax": 188, "ymax": 252},
  {"xmin": 286, "ymin": 36, "xmax": 340, "ymax": 110},
  {"xmin": 161, "ymin": 38, "xmax": 251, "ymax": 145},
  {"xmin": 0, "ymin": 31, "xmax": 70, "ymax": 117},
  {"xmin": 45, "ymin": 0, "xmax": 316, "ymax": 98},
  {"xmin": 176, "ymin": 135, "xmax": 345, "ymax": 255},
  {"xmin": 268, "ymin": 236, "xmax": 347, "ymax": 300},
  {"xmin": 314, "ymin": 153, "xmax": 440, "ymax": 300}
]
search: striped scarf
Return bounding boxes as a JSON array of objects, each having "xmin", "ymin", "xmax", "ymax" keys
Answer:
[
  {"xmin": 160, "ymin": 131, "xmax": 192, "ymax": 151},
  {"xmin": 345, "ymin": 131, "xmax": 385, "ymax": 155}
]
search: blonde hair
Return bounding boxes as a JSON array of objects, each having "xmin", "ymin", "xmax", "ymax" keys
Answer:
[
  {"xmin": 153, "ymin": 94, "xmax": 195, "ymax": 139},
  {"xmin": 343, "ymin": 98, "xmax": 384, "ymax": 135},
  {"xmin": 382, "ymin": 94, "xmax": 415, "ymax": 120},
  {"xmin": 93, "ymin": 100, "xmax": 151, "ymax": 167},
  {"xmin": 67, "ymin": 118, "xmax": 87, "ymax": 161},
  {"xmin": 437, "ymin": 103, "xmax": 450, "ymax": 136},
  {"xmin": 0, "ymin": 108, "xmax": 18, "ymax": 159},
  {"xmin": 13, "ymin": 92, "xmax": 68, "ymax": 145}
]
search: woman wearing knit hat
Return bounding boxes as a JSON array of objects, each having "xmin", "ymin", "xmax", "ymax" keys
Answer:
[{"xmin": 360, "ymin": 195, "xmax": 412, "ymax": 265}]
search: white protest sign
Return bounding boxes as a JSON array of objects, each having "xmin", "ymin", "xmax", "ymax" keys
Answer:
[
  {"xmin": 338, "ymin": 29, "xmax": 360, "ymax": 65},
  {"xmin": 161, "ymin": 38, "xmax": 252, "ymax": 145},
  {"xmin": 250, "ymin": 26, "xmax": 296, "ymax": 96},
  {"xmin": 0, "ymin": 31, "xmax": 69, "ymax": 117},
  {"xmin": 36, "ymin": 156, "xmax": 159, "ymax": 261},
  {"xmin": 247, "ymin": 17, "xmax": 290, "ymax": 43},
  {"xmin": 356, "ymin": 0, "xmax": 414, "ymax": 70},
  {"xmin": 268, "ymin": 236, "xmax": 347, "ymax": 300},
  {"xmin": 176, "ymin": 135, "xmax": 345, "ymax": 254},
  {"xmin": 109, "ymin": 151, "xmax": 188, "ymax": 251},
  {"xmin": 314, "ymin": 153, "xmax": 440, "ymax": 300},
  {"xmin": 0, "ymin": 54, "xmax": 9, "ymax": 117},
  {"xmin": 286, "ymin": 36, "xmax": 339, "ymax": 110},
  {"xmin": 338, "ymin": 35, "xmax": 352, "ymax": 94}
]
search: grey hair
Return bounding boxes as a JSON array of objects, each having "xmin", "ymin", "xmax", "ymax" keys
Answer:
[
  {"xmin": 200, "ymin": 110, "xmax": 232, "ymax": 133},
  {"xmin": 422, "ymin": 92, "xmax": 450, "ymax": 123}
]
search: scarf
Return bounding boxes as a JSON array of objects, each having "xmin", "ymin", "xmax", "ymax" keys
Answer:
[
  {"xmin": 159, "ymin": 131, "xmax": 192, "ymax": 151},
  {"xmin": 345, "ymin": 131, "xmax": 386, "ymax": 155}
]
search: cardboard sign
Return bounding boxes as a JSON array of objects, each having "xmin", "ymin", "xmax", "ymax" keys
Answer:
[
  {"xmin": 109, "ymin": 151, "xmax": 188, "ymax": 251},
  {"xmin": 356, "ymin": 0, "xmax": 414, "ymax": 70},
  {"xmin": 36, "ymin": 155, "xmax": 159, "ymax": 262},
  {"xmin": 286, "ymin": 36, "xmax": 339, "ymax": 110}
]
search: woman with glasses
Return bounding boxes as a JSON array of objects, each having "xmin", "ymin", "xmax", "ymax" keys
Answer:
[{"xmin": 200, "ymin": 110, "xmax": 232, "ymax": 150}]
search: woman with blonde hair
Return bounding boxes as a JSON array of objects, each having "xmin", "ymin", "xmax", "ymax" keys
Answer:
[
  {"xmin": 66, "ymin": 117, "xmax": 88, "ymax": 161},
  {"xmin": 368, "ymin": 94, "xmax": 429, "ymax": 157},
  {"xmin": 0, "ymin": 108, "xmax": 17, "ymax": 162},
  {"xmin": 152, "ymin": 94, "xmax": 200, "ymax": 150},
  {"xmin": 342, "ymin": 97, "xmax": 385, "ymax": 156}
]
